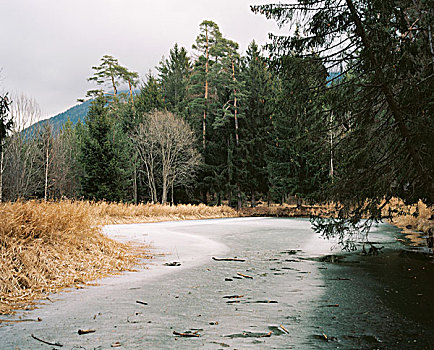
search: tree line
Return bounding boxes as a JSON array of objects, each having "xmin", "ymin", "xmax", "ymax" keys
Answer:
[{"xmin": 1, "ymin": 2, "xmax": 432, "ymax": 240}]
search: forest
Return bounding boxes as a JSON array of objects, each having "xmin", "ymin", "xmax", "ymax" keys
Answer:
[{"xmin": 0, "ymin": 1, "xmax": 433, "ymax": 240}]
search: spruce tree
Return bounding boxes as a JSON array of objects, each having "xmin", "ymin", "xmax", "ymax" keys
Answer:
[
  {"xmin": 79, "ymin": 96, "xmax": 132, "ymax": 202},
  {"xmin": 157, "ymin": 44, "xmax": 192, "ymax": 116}
]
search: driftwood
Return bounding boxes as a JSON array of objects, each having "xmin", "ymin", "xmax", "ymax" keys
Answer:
[
  {"xmin": 78, "ymin": 329, "xmax": 96, "ymax": 335},
  {"xmin": 237, "ymin": 272, "xmax": 253, "ymax": 279},
  {"xmin": 136, "ymin": 300, "xmax": 148, "ymax": 305},
  {"xmin": 223, "ymin": 295, "xmax": 244, "ymax": 299},
  {"xmin": 212, "ymin": 257, "xmax": 245, "ymax": 262},
  {"xmin": 260, "ymin": 331, "xmax": 273, "ymax": 337},
  {"xmin": 280, "ymin": 324, "xmax": 289, "ymax": 334},
  {"xmin": 164, "ymin": 261, "xmax": 181, "ymax": 266},
  {"xmin": 173, "ymin": 331, "xmax": 200, "ymax": 337},
  {"xmin": 31, "ymin": 334, "xmax": 63, "ymax": 347},
  {"xmin": 1, "ymin": 318, "xmax": 41, "ymax": 323}
]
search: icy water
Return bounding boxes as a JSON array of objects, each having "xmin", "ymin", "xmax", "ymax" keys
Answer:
[{"xmin": 1, "ymin": 218, "xmax": 433, "ymax": 349}]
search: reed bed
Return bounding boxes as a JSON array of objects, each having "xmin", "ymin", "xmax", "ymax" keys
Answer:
[
  {"xmin": 0, "ymin": 200, "xmax": 151, "ymax": 314},
  {"xmin": 384, "ymin": 199, "xmax": 434, "ymax": 235},
  {"xmin": 88, "ymin": 201, "xmax": 237, "ymax": 225},
  {"xmin": 0, "ymin": 200, "xmax": 236, "ymax": 314}
]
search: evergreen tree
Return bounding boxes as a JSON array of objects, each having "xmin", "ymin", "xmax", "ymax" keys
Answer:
[
  {"xmin": 267, "ymin": 56, "xmax": 329, "ymax": 205},
  {"xmin": 239, "ymin": 42, "xmax": 275, "ymax": 206},
  {"xmin": 79, "ymin": 96, "xmax": 132, "ymax": 202},
  {"xmin": 82, "ymin": 54, "xmax": 139, "ymax": 102},
  {"xmin": 253, "ymin": 0, "xmax": 434, "ymax": 245},
  {"xmin": 135, "ymin": 73, "xmax": 164, "ymax": 118},
  {"xmin": 157, "ymin": 44, "xmax": 192, "ymax": 116},
  {"xmin": 190, "ymin": 20, "xmax": 223, "ymax": 150}
]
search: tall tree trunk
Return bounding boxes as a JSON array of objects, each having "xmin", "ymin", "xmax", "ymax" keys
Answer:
[
  {"xmin": 110, "ymin": 70, "xmax": 117, "ymax": 96},
  {"xmin": 171, "ymin": 181, "xmax": 174, "ymax": 206},
  {"xmin": 329, "ymin": 113, "xmax": 334, "ymax": 179},
  {"xmin": 203, "ymin": 27, "xmax": 209, "ymax": 150},
  {"xmin": 237, "ymin": 183, "xmax": 242, "ymax": 210},
  {"xmin": 251, "ymin": 191, "xmax": 256, "ymax": 208},
  {"xmin": 231, "ymin": 58, "xmax": 239, "ymax": 146},
  {"xmin": 162, "ymin": 175, "xmax": 168, "ymax": 204},
  {"xmin": 133, "ymin": 161, "xmax": 138, "ymax": 205},
  {"xmin": 128, "ymin": 79, "xmax": 135, "ymax": 107},
  {"xmin": 44, "ymin": 143, "xmax": 49, "ymax": 201},
  {"xmin": 232, "ymin": 57, "xmax": 241, "ymax": 209}
]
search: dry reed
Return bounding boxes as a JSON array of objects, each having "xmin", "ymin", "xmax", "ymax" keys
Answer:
[
  {"xmin": 88, "ymin": 201, "xmax": 237, "ymax": 225},
  {"xmin": 384, "ymin": 199, "xmax": 434, "ymax": 235},
  {"xmin": 0, "ymin": 200, "xmax": 150, "ymax": 314},
  {"xmin": 0, "ymin": 200, "xmax": 236, "ymax": 314}
]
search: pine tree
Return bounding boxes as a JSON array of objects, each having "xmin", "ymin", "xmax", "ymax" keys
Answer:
[
  {"xmin": 83, "ymin": 54, "xmax": 139, "ymax": 102},
  {"xmin": 191, "ymin": 20, "xmax": 223, "ymax": 150}
]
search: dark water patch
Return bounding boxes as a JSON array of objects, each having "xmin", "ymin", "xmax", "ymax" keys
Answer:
[
  {"xmin": 210, "ymin": 341, "xmax": 230, "ymax": 347},
  {"xmin": 312, "ymin": 333, "xmax": 338, "ymax": 342},
  {"xmin": 341, "ymin": 334, "xmax": 382, "ymax": 344},
  {"xmin": 284, "ymin": 259, "xmax": 300, "ymax": 262},
  {"xmin": 317, "ymin": 255, "xmax": 344, "ymax": 263},
  {"xmin": 280, "ymin": 249, "xmax": 302, "ymax": 255},
  {"xmin": 244, "ymin": 300, "xmax": 278, "ymax": 304}
]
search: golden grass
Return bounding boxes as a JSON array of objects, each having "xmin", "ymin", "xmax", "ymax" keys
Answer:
[
  {"xmin": 239, "ymin": 203, "xmax": 331, "ymax": 218},
  {"xmin": 0, "ymin": 200, "xmax": 151, "ymax": 314},
  {"xmin": 0, "ymin": 200, "xmax": 236, "ymax": 314},
  {"xmin": 88, "ymin": 201, "xmax": 237, "ymax": 225},
  {"xmin": 384, "ymin": 199, "xmax": 434, "ymax": 235}
]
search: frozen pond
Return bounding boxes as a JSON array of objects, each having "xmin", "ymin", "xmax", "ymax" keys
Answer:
[{"xmin": 1, "ymin": 217, "xmax": 433, "ymax": 349}]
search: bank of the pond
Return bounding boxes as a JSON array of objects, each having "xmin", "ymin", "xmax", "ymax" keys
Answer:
[
  {"xmin": 1, "ymin": 218, "xmax": 433, "ymax": 349},
  {"xmin": 0, "ymin": 201, "xmax": 236, "ymax": 314}
]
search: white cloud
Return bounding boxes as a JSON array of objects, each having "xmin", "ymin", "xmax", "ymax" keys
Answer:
[{"xmin": 0, "ymin": 0, "xmax": 281, "ymax": 117}]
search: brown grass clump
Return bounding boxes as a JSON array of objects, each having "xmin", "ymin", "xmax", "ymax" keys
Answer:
[
  {"xmin": 0, "ymin": 200, "xmax": 150, "ymax": 315},
  {"xmin": 239, "ymin": 203, "xmax": 336, "ymax": 218},
  {"xmin": 384, "ymin": 199, "xmax": 434, "ymax": 235},
  {"xmin": 88, "ymin": 201, "xmax": 237, "ymax": 225}
]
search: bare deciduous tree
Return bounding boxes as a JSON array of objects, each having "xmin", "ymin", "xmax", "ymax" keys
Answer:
[
  {"xmin": 2, "ymin": 94, "xmax": 43, "ymax": 200},
  {"xmin": 134, "ymin": 110, "xmax": 200, "ymax": 204}
]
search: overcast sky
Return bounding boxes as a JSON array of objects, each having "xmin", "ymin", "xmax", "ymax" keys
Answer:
[{"xmin": 0, "ymin": 0, "xmax": 283, "ymax": 118}]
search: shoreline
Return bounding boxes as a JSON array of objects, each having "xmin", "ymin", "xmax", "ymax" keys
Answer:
[{"xmin": 2, "ymin": 218, "xmax": 433, "ymax": 349}]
